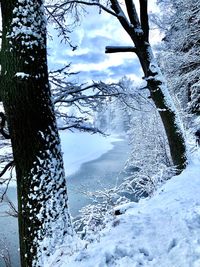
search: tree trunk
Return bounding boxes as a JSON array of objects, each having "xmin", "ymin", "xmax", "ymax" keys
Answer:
[
  {"xmin": 108, "ymin": 0, "xmax": 186, "ymax": 172},
  {"xmin": 0, "ymin": 1, "xmax": 72, "ymax": 266},
  {"xmin": 137, "ymin": 43, "xmax": 186, "ymax": 171}
]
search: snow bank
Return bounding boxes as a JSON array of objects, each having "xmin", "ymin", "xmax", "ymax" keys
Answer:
[
  {"xmin": 60, "ymin": 132, "xmax": 122, "ymax": 176},
  {"xmin": 49, "ymin": 148, "xmax": 200, "ymax": 267}
]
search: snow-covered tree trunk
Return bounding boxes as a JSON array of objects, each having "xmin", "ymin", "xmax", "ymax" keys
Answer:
[
  {"xmin": 105, "ymin": 0, "xmax": 186, "ymax": 171},
  {"xmin": 138, "ymin": 44, "xmax": 186, "ymax": 171},
  {"xmin": 0, "ymin": 1, "xmax": 72, "ymax": 266}
]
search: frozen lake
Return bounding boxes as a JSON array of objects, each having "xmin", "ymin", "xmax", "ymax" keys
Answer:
[
  {"xmin": 0, "ymin": 132, "xmax": 129, "ymax": 267},
  {"xmin": 68, "ymin": 137, "xmax": 129, "ymax": 216}
]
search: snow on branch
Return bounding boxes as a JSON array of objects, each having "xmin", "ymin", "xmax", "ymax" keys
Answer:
[
  {"xmin": 59, "ymin": 122, "xmax": 105, "ymax": 135},
  {"xmin": 49, "ymin": 65, "xmax": 126, "ymax": 133},
  {"xmin": 110, "ymin": 0, "xmax": 133, "ymax": 34}
]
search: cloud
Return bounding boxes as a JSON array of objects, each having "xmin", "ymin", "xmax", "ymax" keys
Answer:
[
  {"xmin": 106, "ymin": 59, "xmax": 140, "ymax": 78},
  {"xmin": 70, "ymin": 52, "xmax": 104, "ymax": 64},
  {"xmin": 66, "ymin": 55, "xmax": 143, "ymax": 84}
]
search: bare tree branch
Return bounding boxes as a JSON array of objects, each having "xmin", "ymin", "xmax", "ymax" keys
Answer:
[
  {"xmin": 0, "ymin": 161, "xmax": 14, "ymax": 180},
  {"xmin": 125, "ymin": 0, "xmax": 142, "ymax": 32},
  {"xmin": 139, "ymin": 0, "xmax": 149, "ymax": 42},
  {"xmin": 110, "ymin": 0, "xmax": 133, "ymax": 34},
  {"xmin": 46, "ymin": 0, "xmax": 118, "ymax": 18},
  {"xmin": 45, "ymin": 6, "xmax": 77, "ymax": 50},
  {"xmin": 105, "ymin": 46, "xmax": 137, "ymax": 53},
  {"xmin": 3, "ymin": 196, "xmax": 18, "ymax": 218},
  {"xmin": 0, "ymin": 112, "xmax": 10, "ymax": 139}
]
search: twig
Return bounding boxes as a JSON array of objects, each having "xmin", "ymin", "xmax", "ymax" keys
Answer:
[{"xmin": 0, "ymin": 112, "xmax": 10, "ymax": 139}]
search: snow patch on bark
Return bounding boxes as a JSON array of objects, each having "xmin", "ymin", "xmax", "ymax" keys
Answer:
[
  {"xmin": 25, "ymin": 126, "xmax": 73, "ymax": 267},
  {"xmin": 7, "ymin": 0, "xmax": 46, "ymax": 52},
  {"xmin": 15, "ymin": 72, "xmax": 30, "ymax": 79},
  {"xmin": 146, "ymin": 46, "xmax": 185, "ymax": 134}
]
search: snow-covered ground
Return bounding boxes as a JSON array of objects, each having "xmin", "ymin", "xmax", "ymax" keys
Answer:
[
  {"xmin": 60, "ymin": 132, "xmax": 123, "ymax": 176},
  {"xmin": 48, "ymin": 148, "xmax": 200, "ymax": 267}
]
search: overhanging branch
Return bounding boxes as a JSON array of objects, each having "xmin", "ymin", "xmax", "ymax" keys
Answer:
[
  {"xmin": 47, "ymin": 0, "xmax": 118, "ymax": 18},
  {"xmin": 105, "ymin": 46, "xmax": 137, "ymax": 53}
]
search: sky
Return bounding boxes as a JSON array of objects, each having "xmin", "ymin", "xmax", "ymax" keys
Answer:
[{"xmin": 47, "ymin": 0, "xmax": 161, "ymax": 85}]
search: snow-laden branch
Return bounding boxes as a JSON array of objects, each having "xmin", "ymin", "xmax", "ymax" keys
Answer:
[
  {"xmin": 59, "ymin": 123, "xmax": 105, "ymax": 134},
  {"xmin": 49, "ymin": 66, "xmax": 131, "ymax": 133}
]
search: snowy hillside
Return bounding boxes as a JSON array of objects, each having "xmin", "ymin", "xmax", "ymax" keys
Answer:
[{"xmin": 47, "ymin": 148, "xmax": 200, "ymax": 267}]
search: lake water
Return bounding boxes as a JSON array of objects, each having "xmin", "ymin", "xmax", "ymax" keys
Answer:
[
  {"xmin": 0, "ymin": 139, "xmax": 129, "ymax": 267},
  {"xmin": 0, "ymin": 187, "xmax": 19, "ymax": 267},
  {"xmin": 68, "ymin": 139, "xmax": 130, "ymax": 217}
]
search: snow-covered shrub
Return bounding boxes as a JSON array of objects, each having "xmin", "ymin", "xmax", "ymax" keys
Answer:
[
  {"xmin": 74, "ymin": 77, "xmax": 177, "ymax": 240},
  {"xmin": 119, "ymin": 86, "xmax": 174, "ymax": 198},
  {"xmin": 120, "ymin": 164, "xmax": 177, "ymax": 199},
  {"xmin": 73, "ymin": 187, "xmax": 129, "ymax": 241},
  {"xmin": 0, "ymin": 240, "xmax": 12, "ymax": 267}
]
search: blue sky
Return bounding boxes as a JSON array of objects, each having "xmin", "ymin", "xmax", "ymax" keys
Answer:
[{"xmin": 48, "ymin": 1, "xmax": 160, "ymax": 84}]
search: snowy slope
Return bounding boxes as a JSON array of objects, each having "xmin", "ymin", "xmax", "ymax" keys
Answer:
[{"xmin": 48, "ymin": 148, "xmax": 200, "ymax": 267}]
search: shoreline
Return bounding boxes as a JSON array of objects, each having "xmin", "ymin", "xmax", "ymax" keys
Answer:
[
  {"xmin": 61, "ymin": 132, "xmax": 125, "ymax": 177},
  {"xmin": 67, "ymin": 138, "xmax": 130, "ymax": 216},
  {"xmin": 67, "ymin": 138, "xmax": 126, "ymax": 177}
]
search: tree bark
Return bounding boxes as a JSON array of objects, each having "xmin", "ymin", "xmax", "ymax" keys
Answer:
[
  {"xmin": 0, "ymin": 1, "xmax": 72, "ymax": 266},
  {"xmin": 137, "ymin": 42, "xmax": 186, "ymax": 171}
]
